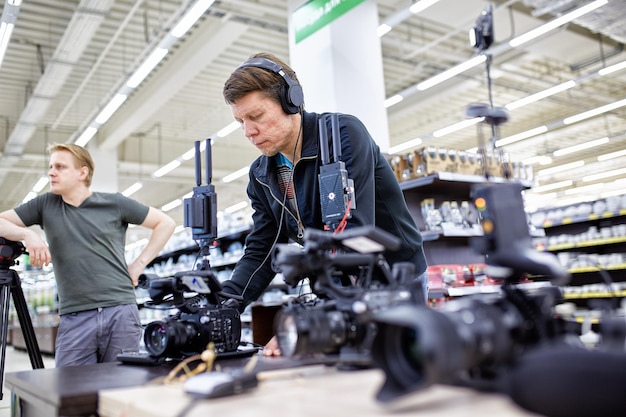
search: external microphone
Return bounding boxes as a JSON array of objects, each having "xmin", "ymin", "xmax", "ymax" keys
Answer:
[{"xmin": 500, "ymin": 345, "xmax": 626, "ymax": 417}]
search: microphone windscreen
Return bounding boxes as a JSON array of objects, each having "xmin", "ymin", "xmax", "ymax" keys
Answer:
[{"xmin": 502, "ymin": 346, "xmax": 626, "ymax": 417}]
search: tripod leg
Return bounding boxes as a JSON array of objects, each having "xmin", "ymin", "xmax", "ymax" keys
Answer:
[
  {"xmin": 1, "ymin": 283, "xmax": 11, "ymax": 400},
  {"xmin": 10, "ymin": 270, "xmax": 44, "ymax": 369}
]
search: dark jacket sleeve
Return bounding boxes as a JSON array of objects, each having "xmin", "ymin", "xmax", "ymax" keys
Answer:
[{"xmin": 221, "ymin": 169, "xmax": 288, "ymax": 311}]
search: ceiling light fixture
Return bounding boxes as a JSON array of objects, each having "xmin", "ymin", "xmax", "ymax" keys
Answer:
[
  {"xmin": 388, "ymin": 138, "xmax": 423, "ymax": 154},
  {"xmin": 72, "ymin": 0, "xmax": 216, "ymax": 147},
  {"xmin": 582, "ymin": 167, "xmax": 626, "ymax": 183},
  {"xmin": 530, "ymin": 180, "xmax": 573, "ymax": 193},
  {"xmin": 505, "ymin": 80, "xmax": 576, "ymax": 111},
  {"xmin": 508, "ymin": 0, "xmax": 608, "ymax": 48},
  {"xmin": 563, "ymin": 97, "xmax": 626, "ymax": 125},
  {"xmin": 222, "ymin": 166, "xmax": 250, "ymax": 183},
  {"xmin": 122, "ymin": 182, "xmax": 143, "ymax": 197},
  {"xmin": 536, "ymin": 160, "xmax": 585, "ymax": 177},
  {"xmin": 597, "ymin": 149, "xmax": 626, "ymax": 161},
  {"xmin": 552, "ymin": 137, "xmax": 609, "ymax": 157},
  {"xmin": 161, "ymin": 199, "xmax": 182, "ymax": 212},
  {"xmin": 387, "ymin": 0, "xmax": 608, "ymax": 106},
  {"xmin": 0, "ymin": 0, "xmax": 21, "ymax": 69},
  {"xmin": 377, "ymin": 0, "xmax": 440, "ymax": 37}
]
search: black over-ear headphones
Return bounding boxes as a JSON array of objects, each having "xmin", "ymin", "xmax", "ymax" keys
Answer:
[{"xmin": 237, "ymin": 57, "xmax": 304, "ymax": 115}]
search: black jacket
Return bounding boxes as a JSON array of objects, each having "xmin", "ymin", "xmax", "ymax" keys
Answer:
[{"xmin": 222, "ymin": 111, "xmax": 426, "ymax": 308}]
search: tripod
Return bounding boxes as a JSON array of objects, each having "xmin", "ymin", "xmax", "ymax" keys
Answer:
[{"xmin": 0, "ymin": 254, "xmax": 44, "ymax": 400}]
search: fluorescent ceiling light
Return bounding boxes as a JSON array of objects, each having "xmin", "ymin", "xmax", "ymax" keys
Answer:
[
  {"xmin": 553, "ymin": 137, "xmax": 609, "ymax": 157},
  {"xmin": 32, "ymin": 176, "xmax": 49, "ymax": 192},
  {"xmin": 75, "ymin": 126, "xmax": 98, "ymax": 147},
  {"xmin": 181, "ymin": 140, "xmax": 208, "ymax": 161},
  {"xmin": 224, "ymin": 201, "xmax": 248, "ymax": 214},
  {"xmin": 21, "ymin": 191, "xmax": 37, "ymax": 204},
  {"xmin": 153, "ymin": 160, "xmax": 181, "ymax": 177},
  {"xmin": 531, "ymin": 180, "xmax": 572, "ymax": 193},
  {"xmin": 433, "ymin": 117, "xmax": 482, "ymax": 138},
  {"xmin": 563, "ymin": 98, "xmax": 626, "ymax": 125},
  {"xmin": 409, "ymin": 0, "xmax": 440, "ymax": 14},
  {"xmin": 582, "ymin": 167, "xmax": 626, "ymax": 182},
  {"xmin": 384, "ymin": 94, "xmax": 403, "ymax": 108},
  {"xmin": 377, "ymin": 24, "xmax": 392, "ymax": 37},
  {"xmin": 523, "ymin": 155, "xmax": 552, "ymax": 165},
  {"xmin": 416, "ymin": 55, "xmax": 485, "ymax": 91},
  {"xmin": 388, "ymin": 138, "xmax": 423, "ymax": 154},
  {"xmin": 537, "ymin": 160, "xmax": 585, "ymax": 177},
  {"xmin": 95, "ymin": 93, "xmax": 128, "ymax": 124},
  {"xmin": 496, "ymin": 125, "xmax": 548, "ymax": 147},
  {"xmin": 598, "ymin": 60, "xmax": 626, "ymax": 76},
  {"xmin": 597, "ymin": 149, "xmax": 626, "ymax": 161},
  {"xmin": 126, "ymin": 47, "xmax": 169, "ymax": 88},
  {"xmin": 505, "ymin": 81, "xmax": 576, "ymax": 111},
  {"xmin": 170, "ymin": 0, "xmax": 216, "ymax": 38},
  {"xmin": 0, "ymin": 22, "xmax": 15, "ymax": 68},
  {"xmin": 217, "ymin": 121, "xmax": 240, "ymax": 137},
  {"xmin": 161, "ymin": 199, "xmax": 182, "ymax": 212},
  {"xmin": 377, "ymin": 0, "xmax": 439, "ymax": 37},
  {"xmin": 564, "ymin": 182, "xmax": 606, "ymax": 196},
  {"xmin": 122, "ymin": 181, "xmax": 143, "ymax": 197},
  {"xmin": 508, "ymin": 0, "xmax": 608, "ymax": 48},
  {"xmin": 222, "ymin": 166, "xmax": 249, "ymax": 183}
]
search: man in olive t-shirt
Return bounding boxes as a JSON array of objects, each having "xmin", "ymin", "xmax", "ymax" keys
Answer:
[{"xmin": 0, "ymin": 144, "xmax": 176, "ymax": 367}]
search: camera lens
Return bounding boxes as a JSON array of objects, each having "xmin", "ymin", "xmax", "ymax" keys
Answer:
[
  {"xmin": 143, "ymin": 322, "xmax": 169, "ymax": 356},
  {"xmin": 274, "ymin": 305, "xmax": 351, "ymax": 358},
  {"xmin": 143, "ymin": 319, "xmax": 201, "ymax": 358}
]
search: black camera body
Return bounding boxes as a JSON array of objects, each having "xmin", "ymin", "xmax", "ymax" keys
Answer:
[
  {"xmin": 272, "ymin": 226, "xmax": 420, "ymax": 365},
  {"xmin": 143, "ymin": 303, "xmax": 240, "ymax": 359},
  {"xmin": 139, "ymin": 269, "xmax": 241, "ymax": 359},
  {"xmin": 0, "ymin": 237, "xmax": 25, "ymax": 268}
]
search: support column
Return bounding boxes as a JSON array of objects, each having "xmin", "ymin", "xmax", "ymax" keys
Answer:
[
  {"xmin": 88, "ymin": 143, "xmax": 118, "ymax": 192},
  {"xmin": 287, "ymin": 0, "xmax": 389, "ymax": 150}
]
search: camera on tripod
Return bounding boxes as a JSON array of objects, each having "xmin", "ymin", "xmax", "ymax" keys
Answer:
[
  {"xmin": 138, "ymin": 270, "xmax": 241, "ymax": 359},
  {"xmin": 0, "ymin": 237, "xmax": 25, "ymax": 266},
  {"xmin": 272, "ymin": 226, "xmax": 421, "ymax": 365}
]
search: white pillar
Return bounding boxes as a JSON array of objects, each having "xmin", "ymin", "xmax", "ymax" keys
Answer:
[
  {"xmin": 88, "ymin": 143, "xmax": 118, "ymax": 192},
  {"xmin": 287, "ymin": 0, "xmax": 389, "ymax": 150}
]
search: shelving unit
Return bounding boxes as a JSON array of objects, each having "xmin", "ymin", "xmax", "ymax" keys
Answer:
[
  {"xmin": 532, "ymin": 206, "xmax": 626, "ymax": 308},
  {"xmin": 400, "ymin": 172, "xmax": 533, "ymax": 266}
]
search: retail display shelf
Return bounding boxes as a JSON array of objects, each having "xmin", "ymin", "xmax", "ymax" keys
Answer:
[
  {"xmin": 541, "ymin": 209, "xmax": 626, "ymax": 228},
  {"xmin": 399, "ymin": 172, "xmax": 533, "ymax": 191},
  {"xmin": 539, "ymin": 236, "xmax": 626, "ymax": 252},
  {"xmin": 445, "ymin": 281, "xmax": 552, "ymax": 297},
  {"xmin": 563, "ymin": 290, "xmax": 626, "ymax": 300}
]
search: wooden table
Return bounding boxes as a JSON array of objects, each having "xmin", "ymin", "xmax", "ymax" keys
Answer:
[{"xmin": 98, "ymin": 364, "xmax": 542, "ymax": 417}]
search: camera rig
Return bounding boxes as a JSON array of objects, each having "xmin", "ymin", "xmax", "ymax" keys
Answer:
[
  {"xmin": 138, "ymin": 269, "xmax": 241, "ymax": 359},
  {"xmin": 135, "ymin": 139, "xmax": 243, "ymax": 361},
  {"xmin": 272, "ymin": 226, "xmax": 419, "ymax": 366}
]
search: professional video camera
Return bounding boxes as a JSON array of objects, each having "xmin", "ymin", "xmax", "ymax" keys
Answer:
[
  {"xmin": 370, "ymin": 184, "xmax": 571, "ymax": 400},
  {"xmin": 272, "ymin": 226, "xmax": 422, "ymax": 366},
  {"xmin": 138, "ymin": 269, "xmax": 241, "ymax": 359},
  {"xmin": 134, "ymin": 139, "xmax": 242, "ymax": 361}
]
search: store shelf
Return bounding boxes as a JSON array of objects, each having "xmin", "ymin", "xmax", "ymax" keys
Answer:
[{"xmin": 540, "ymin": 208, "xmax": 626, "ymax": 229}]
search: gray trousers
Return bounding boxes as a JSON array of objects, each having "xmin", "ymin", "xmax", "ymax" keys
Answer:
[{"xmin": 54, "ymin": 304, "xmax": 142, "ymax": 367}]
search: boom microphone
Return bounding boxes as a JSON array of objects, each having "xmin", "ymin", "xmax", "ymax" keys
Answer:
[{"xmin": 500, "ymin": 346, "xmax": 626, "ymax": 417}]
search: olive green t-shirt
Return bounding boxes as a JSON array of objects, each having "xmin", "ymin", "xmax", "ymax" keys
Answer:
[{"xmin": 15, "ymin": 192, "xmax": 149, "ymax": 315}]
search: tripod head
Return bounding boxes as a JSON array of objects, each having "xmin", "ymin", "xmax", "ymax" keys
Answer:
[{"xmin": 0, "ymin": 237, "xmax": 25, "ymax": 269}]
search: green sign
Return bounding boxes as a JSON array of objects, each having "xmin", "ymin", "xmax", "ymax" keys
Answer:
[{"xmin": 293, "ymin": 0, "xmax": 366, "ymax": 43}]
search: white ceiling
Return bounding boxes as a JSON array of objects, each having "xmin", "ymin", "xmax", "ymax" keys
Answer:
[{"xmin": 1, "ymin": 0, "xmax": 626, "ymax": 241}]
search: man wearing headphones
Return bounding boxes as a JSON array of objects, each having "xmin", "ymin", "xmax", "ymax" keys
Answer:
[{"xmin": 222, "ymin": 52, "xmax": 428, "ymax": 355}]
